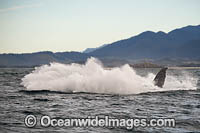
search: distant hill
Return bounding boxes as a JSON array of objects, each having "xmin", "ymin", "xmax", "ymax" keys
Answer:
[
  {"xmin": 0, "ymin": 51, "xmax": 91, "ymax": 67},
  {"xmin": 90, "ymin": 25, "xmax": 200, "ymax": 60}
]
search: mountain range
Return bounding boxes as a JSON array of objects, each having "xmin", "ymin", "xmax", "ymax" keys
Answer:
[
  {"xmin": 89, "ymin": 25, "xmax": 200, "ymax": 60},
  {"xmin": 0, "ymin": 25, "xmax": 200, "ymax": 67}
]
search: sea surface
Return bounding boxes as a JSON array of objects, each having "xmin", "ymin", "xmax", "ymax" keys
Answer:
[{"xmin": 0, "ymin": 67, "xmax": 200, "ymax": 133}]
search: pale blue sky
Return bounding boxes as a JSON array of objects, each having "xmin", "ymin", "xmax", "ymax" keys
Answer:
[{"xmin": 0, "ymin": 0, "xmax": 199, "ymax": 53}]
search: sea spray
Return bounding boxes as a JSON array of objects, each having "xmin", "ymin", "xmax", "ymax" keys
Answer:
[{"xmin": 21, "ymin": 57, "xmax": 197, "ymax": 94}]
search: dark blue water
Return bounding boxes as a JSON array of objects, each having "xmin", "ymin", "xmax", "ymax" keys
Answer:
[{"xmin": 0, "ymin": 68, "xmax": 200, "ymax": 132}]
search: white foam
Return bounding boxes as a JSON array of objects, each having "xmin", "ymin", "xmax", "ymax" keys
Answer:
[{"xmin": 21, "ymin": 57, "xmax": 198, "ymax": 94}]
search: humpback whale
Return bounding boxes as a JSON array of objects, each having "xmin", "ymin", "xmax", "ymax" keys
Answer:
[{"xmin": 153, "ymin": 67, "xmax": 168, "ymax": 88}]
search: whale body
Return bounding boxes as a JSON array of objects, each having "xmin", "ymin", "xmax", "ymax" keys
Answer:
[{"xmin": 153, "ymin": 67, "xmax": 168, "ymax": 88}]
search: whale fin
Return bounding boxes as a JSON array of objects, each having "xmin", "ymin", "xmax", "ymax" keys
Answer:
[{"xmin": 153, "ymin": 67, "xmax": 168, "ymax": 88}]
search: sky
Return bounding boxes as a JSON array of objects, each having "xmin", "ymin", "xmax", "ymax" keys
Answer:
[{"xmin": 0, "ymin": 0, "xmax": 200, "ymax": 53}]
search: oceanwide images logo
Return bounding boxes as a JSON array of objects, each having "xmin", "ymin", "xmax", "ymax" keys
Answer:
[{"xmin": 24, "ymin": 115, "xmax": 176, "ymax": 129}]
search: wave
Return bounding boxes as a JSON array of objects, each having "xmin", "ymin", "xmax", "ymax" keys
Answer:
[{"xmin": 21, "ymin": 57, "xmax": 198, "ymax": 94}]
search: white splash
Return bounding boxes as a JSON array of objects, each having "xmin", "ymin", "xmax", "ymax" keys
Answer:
[{"xmin": 21, "ymin": 57, "xmax": 198, "ymax": 94}]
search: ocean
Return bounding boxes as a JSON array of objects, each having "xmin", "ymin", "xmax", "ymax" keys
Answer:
[{"xmin": 0, "ymin": 58, "xmax": 200, "ymax": 132}]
